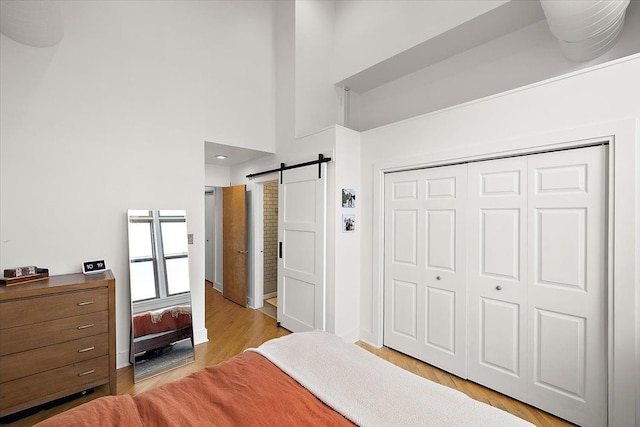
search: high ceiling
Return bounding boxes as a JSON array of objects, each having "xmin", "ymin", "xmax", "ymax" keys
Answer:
[{"xmin": 204, "ymin": 141, "xmax": 273, "ymax": 167}]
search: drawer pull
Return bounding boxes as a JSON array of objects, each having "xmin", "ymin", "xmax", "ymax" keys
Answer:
[
  {"xmin": 77, "ymin": 301, "xmax": 95, "ymax": 306},
  {"xmin": 78, "ymin": 346, "xmax": 95, "ymax": 353},
  {"xmin": 77, "ymin": 324, "xmax": 95, "ymax": 330},
  {"xmin": 78, "ymin": 369, "xmax": 95, "ymax": 377}
]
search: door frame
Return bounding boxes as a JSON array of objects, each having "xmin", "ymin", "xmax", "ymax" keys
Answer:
[
  {"xmin": 370, "ymin": 119, "xmax": 638, "ymax": 426},
  {"xmin": 249, "ymin": 172, "xmax": 280, "ymax": 309}
]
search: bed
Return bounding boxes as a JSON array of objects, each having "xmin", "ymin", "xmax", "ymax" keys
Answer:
[
  {"xmin": 132, "ymin": 305, "xmax": 193, "ymax": 355},
  {"xmin": 35, "ymin": 332, "xmax": 533, "ymax": 426}
]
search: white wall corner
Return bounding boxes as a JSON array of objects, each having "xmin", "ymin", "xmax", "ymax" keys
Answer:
[
  {"xmin": 337, "ymin": 327, "xmax": 360, "ymax": 344},
  {"xmin": 213, "ymin": 281, "xmax": 223, "ymax": 293},
  {"xmin": 194, "ymin": 327, "xmax": 209, "ymax": 345},
  {"xmin": 116, "ymin": 350, "xmax": 131, "ymax": 369}
]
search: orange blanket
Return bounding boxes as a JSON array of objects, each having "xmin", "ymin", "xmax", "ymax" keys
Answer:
[{"xmin": 35, "ymin": 352, "xmax": 354, "ymax": 426}]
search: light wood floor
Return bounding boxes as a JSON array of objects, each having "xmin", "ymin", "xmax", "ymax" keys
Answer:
[{"xmin": 7, "ymin": 282, "xmax": 573, "ymax": 426}]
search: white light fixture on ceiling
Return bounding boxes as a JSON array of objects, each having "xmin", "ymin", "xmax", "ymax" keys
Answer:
[
  {"xmin": 215, "ymin": 155, "xmax": 228, "ymax": 160},
  {"xmin": 540, "ymin": 0, "xmax": 630, "ymax": 62},
  {"xmin": 0, "ymin": 0, "xmax": 64, "ymax": 47}
]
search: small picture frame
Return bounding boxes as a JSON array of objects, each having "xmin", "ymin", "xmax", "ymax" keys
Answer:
[
  {"xmin": 342, "ymin": 214, "xmax": 355, "ymax": 233},
  {"xmin": 342, "ymin": 189, "xmax": 356, "ymax": 208}
]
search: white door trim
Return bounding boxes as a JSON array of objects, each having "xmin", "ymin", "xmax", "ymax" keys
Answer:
[{"xmin": 369, "ymin": 118, "xmax": 638, "ymax": 426}]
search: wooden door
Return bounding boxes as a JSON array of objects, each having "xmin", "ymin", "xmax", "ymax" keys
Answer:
[
  {"xmin": 384, "ymin": 164, "xmax": 468, "ymax": 378},
  {"xmin": 222, "ymin": 185, "xmax": 247, "ymax": 306},
  {"xmin": 277, "ymin": 165, "xmax": 326, "ymax": 332},
  {"xmin": 525, "ymin": 146, "xmax": 606, "ymax": 427},
  {"xmin": 467, "ymin": 156, "xmax": 529, "ymax": 401}
]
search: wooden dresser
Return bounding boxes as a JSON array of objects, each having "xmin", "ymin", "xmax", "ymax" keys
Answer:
[{"xmin": 0, "ymin": 271, "xmax": 116, "ymax": 417}]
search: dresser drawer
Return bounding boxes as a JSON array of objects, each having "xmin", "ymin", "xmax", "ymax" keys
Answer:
[
  {"xmin": 0, "ymin": 334, "xmax": 109, "ymax": 383},
  {"xmin": 0, "ymin": 311, "xmax": 108, "ymax": 356},
  {"xmin": 0, "ymin": 287, "xmax": 108, "ymax": 329},
  {"xmin": 0, "ymin": 355, "xmax": 109, "ymax": 413}
]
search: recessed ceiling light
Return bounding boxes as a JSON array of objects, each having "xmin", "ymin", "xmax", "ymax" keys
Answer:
[{"xmin": 215, "ymin": 155, "xmax": 228, "ymax": 160}]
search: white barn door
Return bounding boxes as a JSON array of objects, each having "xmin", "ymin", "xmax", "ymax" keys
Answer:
[
  {"xmin": 277, "ymin": 165, "xmax": 327, "ymax": 332},
  {"xmin": 384, "ymin": 164, "xmax": 468, "ymax": 377}
]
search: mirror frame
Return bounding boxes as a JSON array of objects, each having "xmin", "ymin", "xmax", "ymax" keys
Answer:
[{"xmin": 127, "ymin": 209, "xmax": 195, "ymax": 382}]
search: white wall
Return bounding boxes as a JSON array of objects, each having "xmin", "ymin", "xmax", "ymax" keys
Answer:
[
  {"xmin": 205, "ymin": 164, "xmax": 231, "ymax": 188},
  {"xmin": 332, "ymin": 126, "xmax": 361, "ymax": 341},
  {"xmin": 359, "ymin": 56, "xmax": 639, "ymax": 426},
  {"xmin": 350, "ymin": 0, "xmax": 640, "ymax": 130},
  {"xmin": 294, "ymin": 0, "xmax": 343, "ymax": 138},
  {"xmin": 332, "ymin": 0, "xmax": 509, "ymax": 83},
  {"xmin": 275, "ymin": 0, "xmax": 296, "ymax": 152},
  {"xmin": 0, "ymin": 1, "xmax": 277, "ymax": 368},
  {"xmin": 204, "ymin": 165, "xmax": 229, "ymax": 292}
]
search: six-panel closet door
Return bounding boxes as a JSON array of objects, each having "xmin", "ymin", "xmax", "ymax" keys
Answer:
[
  {"xmin": 384, "ymin": 145, "xmax": 607, "ymax": 427},
  {"xmin": 465, "ymin": 146, "xmax": 606, "ymax": 427},
  {"xmin": 467, "ymin": 155, "xmax": 529, "ymax": 401},
  {"xmin": 524, "ymin": 147, "xmax": 606, "ymax": 426},
  {"xmin": 384, "ymin": 164, "xmax": 468, "ymax": 378}
]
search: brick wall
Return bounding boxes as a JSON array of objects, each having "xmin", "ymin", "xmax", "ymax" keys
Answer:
[{"xmin": 263, "ymin": 180, "xmax": 278, "ymax": 295}]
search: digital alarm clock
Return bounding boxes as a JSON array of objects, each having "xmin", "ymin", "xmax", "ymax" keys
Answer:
[{"xmin": 82, "ymin": 260, "xmax": 107, "ymax": 275}]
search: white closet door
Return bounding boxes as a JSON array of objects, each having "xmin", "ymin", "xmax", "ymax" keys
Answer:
[
  {"xmin": 526, "ymin": 146, "xmax": 606, "ymax": 427},
  {"xmin": 467, "ymin": 156, "xmax": 529, "ymax": 401},
  {"xmin": 277, "ymin": 165, "xmax": 326, "ymax": 332},
  {"xmin": 384, "ymin": 164, "xmax": 467, "ymax": 377}
]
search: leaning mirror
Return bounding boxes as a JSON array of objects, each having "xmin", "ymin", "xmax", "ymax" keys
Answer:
[{"xmin": 127, "ymin": 209, "xmax": 195, "ymax": 382}]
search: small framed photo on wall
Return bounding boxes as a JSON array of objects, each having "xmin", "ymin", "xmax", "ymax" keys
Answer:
[
  {"xmin": 342, "ymin": 188, "xmax": 356, "ymax": 208},
  {"xmin": 342, "ymin": 214, "xmax": 355, "ymax": 233}
]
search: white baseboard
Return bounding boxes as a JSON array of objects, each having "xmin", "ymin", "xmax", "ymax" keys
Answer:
[
  {"xmin": 194, "ymin": 327, "xmax": 208, "ymax": 345},
  {"xmin": 337, "ymin": 328, "xmax": 360, "ymax": 344},
  {"xmin": 358, "ymin": 329, "xmax": 382, "ymax": 348},
  {"xmin": 213, "ymin": 281, "xmax": 223, "ymax": 292},
  {"xmin": 117, "ymin": 350, "xmax": 131, "ymax": 369},
  {"xmin": 263, "ymin": 291, "xmax": 277, "ymax": 300}
]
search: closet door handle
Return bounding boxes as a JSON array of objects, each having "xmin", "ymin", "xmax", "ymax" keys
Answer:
[{"xmin": 496, "ymin": 285, "xmax": 502, "ymax": 291}]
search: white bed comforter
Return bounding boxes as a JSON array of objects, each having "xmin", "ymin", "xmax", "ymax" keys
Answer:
[{"xmin": 248, "ymin": 331, "xmax": 534, "ymax": 427}]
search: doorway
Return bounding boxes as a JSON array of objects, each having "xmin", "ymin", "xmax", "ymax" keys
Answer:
[
  {"xmin": 204, "ymin": 186, "xmax": 223, "ymax": 292},
  {"xmin": 260, "ymin": 180, "xmax": 279, "ymax": 319}
]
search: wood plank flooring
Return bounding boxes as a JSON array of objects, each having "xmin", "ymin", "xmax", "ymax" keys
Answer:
[{"xmin": 6, "ymin": 282, "xmax": 573, "ymax": 426}]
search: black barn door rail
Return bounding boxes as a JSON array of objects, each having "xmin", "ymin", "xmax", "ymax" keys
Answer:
[{"xmin": 246, "ymin": 153, "xmax": 332, "ymax": 183}]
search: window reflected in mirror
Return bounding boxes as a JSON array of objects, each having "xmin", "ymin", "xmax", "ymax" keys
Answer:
[{"xmin": 127, "ymin": 209, "xmax": 195, "ymax": 382}]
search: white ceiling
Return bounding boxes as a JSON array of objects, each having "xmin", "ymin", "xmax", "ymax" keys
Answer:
[
  {"xmin": 204, "ymin": 141, "xmax": 273, "ymax": 167},
  {"xmin": 335, "ymin": 0, "xmax": 546, "ymax": 93}
]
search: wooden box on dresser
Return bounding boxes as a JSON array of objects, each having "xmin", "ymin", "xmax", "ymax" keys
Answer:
[{"xmin": 0, "ymin": 271, "xmax": 116, "ymax": 418}]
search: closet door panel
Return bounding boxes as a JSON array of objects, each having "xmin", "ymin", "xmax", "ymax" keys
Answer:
[
  {"xmin": 467, "ymin": 156, "xmax": 528, "ymax": 400},
  {"xmin": 527, "ymin": 146, "xmax": 606, "ymax": 427},
  {"xmin": 384, "ymin": 171, "xmax": 423, "ymax": 357},
  {"xmin": 384, "ymin": 165, "xmax": 467, "ymax": 378}
]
